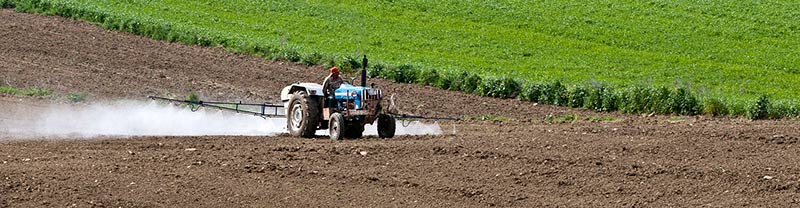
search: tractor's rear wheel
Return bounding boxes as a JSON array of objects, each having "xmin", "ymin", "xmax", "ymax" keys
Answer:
[
  {"xmin": 329, "ymin": 112, "xmax": 345, "ymax": 140},
  {"xmin": 287, "ymin": 91, "xmax": 320, "ymax": 138},
  {"xmin": 377, "ymin": 114, "xmax": 396, "ymax": 138}
]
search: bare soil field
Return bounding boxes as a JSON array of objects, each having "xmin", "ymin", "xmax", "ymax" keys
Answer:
[{"xmin": 2, "ymin": 9, "xmax": 800, "ymax": 207}]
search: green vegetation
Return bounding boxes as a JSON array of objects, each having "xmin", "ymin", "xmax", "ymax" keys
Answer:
[
  {"xmin": 185, "ymin": 92, "xmax": 200, "ymax": 103},
  {"xmin": 0, "ymin": 85, "xmax": 50, "ymax": 96},
  {"xmin": 182, "ymin": 91, "xmax": 199, "ymax": 109},
  {"xmin": 67, "ymin": 92, "xmax": 87, "ymax": 102},
  {"xmin": 702, "ymin": 98, "xmax": 727, "ymax": 117},
  {"xmin": 747, "ymin": 95, "xmax": 771, "ymax": 120},
  {"xmin": 3, "ymin": 0, "xmax": 799, "ymax": 119}
]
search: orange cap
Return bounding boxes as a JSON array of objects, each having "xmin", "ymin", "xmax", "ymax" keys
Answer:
[{"xmin": 329, "ymin": 66, "xmax": 339, "ymax": 73}]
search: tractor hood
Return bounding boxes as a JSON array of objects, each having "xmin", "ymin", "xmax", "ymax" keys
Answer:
[
  {"xmin": 334, "ymin": 84, "xmax": 369, "ymax": 99},
  {"xmin": 335, "ymin": 84, "xmax": 368, "ymax": 93},
  {"xmin": 334, "ymin": 84, "xmax": 382, "ymax": 109}
]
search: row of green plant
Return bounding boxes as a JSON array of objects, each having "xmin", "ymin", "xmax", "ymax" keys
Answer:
[
  {"xmin": 3, "ymin": 0, "xmax": 797, "ymax": 119},
  {"xmin": 367, "ymin": 63, "xmax": 799, "ymax": 119}
]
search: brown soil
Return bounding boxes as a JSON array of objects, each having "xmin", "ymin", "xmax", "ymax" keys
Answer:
[{"xmin": 2, "ymin": 9, "xmax": 800, "ymax": 207}]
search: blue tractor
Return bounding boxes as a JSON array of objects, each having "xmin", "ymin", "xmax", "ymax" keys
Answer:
[{"xmin": 280, "ymin": 81, "xmax": 395, "ymax": 140}]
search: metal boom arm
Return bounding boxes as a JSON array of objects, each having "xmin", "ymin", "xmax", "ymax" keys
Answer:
[
  {"xmin": 390, "ymin": 114, "xmax": 460, "ymax": 121},
  {"xmin": 148, "ymin": 96, "xmax": 285, "ymax": 118}
]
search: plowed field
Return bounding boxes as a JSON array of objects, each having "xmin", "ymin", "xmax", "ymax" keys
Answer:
[{"xmin": 2, "ymin": 10, "xmax": 799, "ymax": 207}]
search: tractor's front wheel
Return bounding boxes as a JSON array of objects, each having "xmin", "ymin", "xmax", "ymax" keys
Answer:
[
  {"xmin": 329, "ymin": 112, "xmax": 345, "ymax": 140},
  {"xmin": 377, "ymin": 114, "xmax": 396, "ymax": 138},
  {"xmin": 287, "ymin": 91, "xmax": 320, "ymax": 138}
]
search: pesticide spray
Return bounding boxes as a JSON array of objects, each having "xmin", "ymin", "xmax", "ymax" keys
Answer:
[{"xmin": 0, "ymin": 100, "xmax": 443, "ymax": 138}]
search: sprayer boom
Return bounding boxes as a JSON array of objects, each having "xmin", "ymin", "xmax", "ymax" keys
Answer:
[
  {"xmin": 148, "ymin": 96, "xmax": 285, "ymax": 118},
  {"xmin": 390, "ymin": 114, "xmax": 460, "ymax": 121}
]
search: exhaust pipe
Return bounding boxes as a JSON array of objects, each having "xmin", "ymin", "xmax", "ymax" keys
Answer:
[{"xmin": 361, "ymin": 55, "xmax": 368, "ymax": 87}]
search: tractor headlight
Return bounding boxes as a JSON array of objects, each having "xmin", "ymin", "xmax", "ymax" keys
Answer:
[{"xmin": 350, "ymin": 91, "xmax": 358, "ymax": 98}]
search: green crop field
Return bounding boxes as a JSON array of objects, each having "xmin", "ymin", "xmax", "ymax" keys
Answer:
[{"xmin": 3, "ymin": 0, "xmax": 799, "ymax": 118}]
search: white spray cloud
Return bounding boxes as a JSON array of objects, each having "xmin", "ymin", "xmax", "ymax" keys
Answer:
[
  {"xmin": 1, "ymin": 100, "xmax": 445, "ymax": 138},
  {"xmin": 2, "ymin": 101, "xmax": 283, "ymax": 137},
  {"xmin": 364, "ymin": 120, "xmax": 443, "ymax": 136}
]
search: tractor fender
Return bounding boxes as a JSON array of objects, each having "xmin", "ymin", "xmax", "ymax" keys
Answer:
[{"xmin": 281, "ymin": 83, "xmax": 324, "ymax": 103}]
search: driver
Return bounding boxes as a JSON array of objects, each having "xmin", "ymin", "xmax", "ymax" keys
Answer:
[{"xmin": 322, "ymin": 66, "xmax": 344, "ymax": 107}]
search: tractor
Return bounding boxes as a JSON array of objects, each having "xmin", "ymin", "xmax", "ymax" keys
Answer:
[{"xmin": 280, "ymin": 81, "xmax": 395, "ymax": 140}]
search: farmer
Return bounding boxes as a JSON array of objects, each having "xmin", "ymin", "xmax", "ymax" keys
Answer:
[{"xmin": 322, "ymin": 66, "xmax": 344, "ymax": 107}]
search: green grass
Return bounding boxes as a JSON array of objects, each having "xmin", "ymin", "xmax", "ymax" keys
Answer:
[
  {"xmin": 0, "ymin": 86, "xmax": 50, "ymax": 96},
  {"xmin": 3, "ymin": 0, "xmax": 799, "ymax": 119}
]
